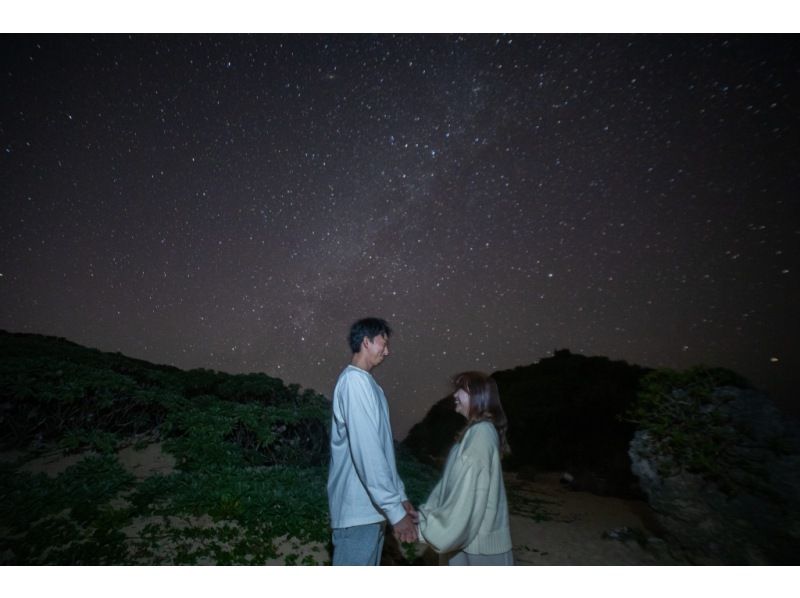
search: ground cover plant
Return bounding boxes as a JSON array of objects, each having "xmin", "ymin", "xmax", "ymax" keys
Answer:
[
  {"xmin": 0, "ymin": 331, "xmax": 439, "ymax": 565},
  {"xmin": 625, "ymin": 366, "xmax": 756, "ymax": 492}
]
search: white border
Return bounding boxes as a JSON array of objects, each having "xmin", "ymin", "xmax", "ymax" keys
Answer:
[
  {"xmin": 2, "ymin": 1, "xmax": 798, "ymax": 33},
  {"xmin": 1, "ymin": 564, "xmax": 796, "ymax": 598}
]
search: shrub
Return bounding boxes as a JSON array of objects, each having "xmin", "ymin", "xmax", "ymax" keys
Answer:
[{"xmin": 625, "ymin": 366, "xmax": 751, "ymax": 490}]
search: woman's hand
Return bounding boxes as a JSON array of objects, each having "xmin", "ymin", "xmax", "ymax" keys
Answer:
[{"xmin": 402, "ymin": 500, "xmax": 419, "ymax": 524}]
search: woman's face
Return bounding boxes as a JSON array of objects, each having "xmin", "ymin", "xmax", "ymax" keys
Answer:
[{"xmin": 454, "ymin": 388, "xmax": 470, "ymax": 418}]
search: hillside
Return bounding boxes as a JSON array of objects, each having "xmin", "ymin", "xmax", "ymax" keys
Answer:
[
  {"xmin": 0, "ymin": 330, "xmax": 438, "ymax": 564},
  {"xmin": 0, "ymin": 330, "xmax": 331, "ymax": 463},
  {"xmin": 5, "ymin": 332, "xmax": 796, "ymax": 565}
]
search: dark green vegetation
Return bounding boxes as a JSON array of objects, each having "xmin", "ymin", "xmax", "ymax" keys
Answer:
[
  {"xmin": 626, "ymin": 367, "xmax": 754, "ymax": 490},
  {"xmin": 0, "ymin": 331, "xmax": 438, "ymax": 565},
  {"xmin": 6, "ymin": 331, "xmax": 788, "ymax": 564},
  {"xmin": 625, "ymin": 367, "xmax": 800, "ymax": 564}
]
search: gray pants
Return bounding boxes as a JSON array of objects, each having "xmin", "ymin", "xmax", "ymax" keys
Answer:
[
  {"xmin": 443, "ymin": 549, "xmax": 515, "ymax": 566},
  {"xmin": 331, "ymin": 522, "xmax": 386, "ymax": 565}
]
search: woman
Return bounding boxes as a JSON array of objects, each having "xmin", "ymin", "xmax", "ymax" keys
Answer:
[{"xmin": 416, "ymin": 371, "xmax": 513, "ymax": 565}]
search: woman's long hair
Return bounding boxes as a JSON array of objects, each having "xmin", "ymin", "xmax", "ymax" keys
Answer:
[{"xmin": 453, "ymin": 371, "xmax": 510, "ymax": 456}]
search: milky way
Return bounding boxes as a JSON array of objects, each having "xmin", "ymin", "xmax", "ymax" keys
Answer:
[{"xmin": 2, "ymin": 34, "xmax": 798, "ymax": 436}]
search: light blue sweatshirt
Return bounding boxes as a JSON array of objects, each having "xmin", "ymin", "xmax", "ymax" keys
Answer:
[{"xmin": 327, "ymin": 365, "xmax": 408, "ymax": 528}]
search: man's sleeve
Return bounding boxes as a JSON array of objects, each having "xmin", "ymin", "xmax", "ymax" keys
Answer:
[{"xmin": 342, "ymin": 375, "xmax": 408, "ymax": 525}]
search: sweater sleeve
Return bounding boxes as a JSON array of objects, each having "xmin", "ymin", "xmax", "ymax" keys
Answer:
[
  {"xmin": 417, "ymin": 448, "xmax": 492, "ymax": 553},
  {"xmin": 342, "ymin": 374, "xmax": 408, "ymax": 525}
]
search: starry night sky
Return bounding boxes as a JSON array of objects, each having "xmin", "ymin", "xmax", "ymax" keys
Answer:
[{"xmin": 2, "ymin": 34, "xmax": 798, "ymax": 437}]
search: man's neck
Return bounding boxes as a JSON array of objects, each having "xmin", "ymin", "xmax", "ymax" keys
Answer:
[{"xmin": 350, "ymin": 354, "xmax": 373, "ymax": 373}]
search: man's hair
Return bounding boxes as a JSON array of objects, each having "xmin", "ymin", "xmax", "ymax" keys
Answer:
[
  {"xmin": 348, "ymin": 317, "xmax": 392, "ymax": 353},
  {"xmin": 453, "ymin": 371, "xmax": 510, "ymax": 456}
]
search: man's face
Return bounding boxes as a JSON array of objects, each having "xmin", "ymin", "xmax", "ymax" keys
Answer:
[{"xmin": 363, "ymin": 333, "xmax": 390, "ymax": 368}]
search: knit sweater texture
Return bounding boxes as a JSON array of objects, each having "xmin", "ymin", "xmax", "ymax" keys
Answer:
[{"xmin": 418, "ymin": 421, "xmax": 512, "ymax": 555}]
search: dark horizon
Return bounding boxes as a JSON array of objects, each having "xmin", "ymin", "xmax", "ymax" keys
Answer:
[{"xmin": 2, "ymin": 325, "xmax": 797, "ymax": 440}]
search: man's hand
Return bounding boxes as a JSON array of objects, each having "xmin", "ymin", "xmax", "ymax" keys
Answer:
[
  {"xmin": 392, "ymin": 514, "xmax": 418, "ymax": 544},
  {"xmin": 402, "ymin": 500, "xmax": 419, "ymax": 524}
]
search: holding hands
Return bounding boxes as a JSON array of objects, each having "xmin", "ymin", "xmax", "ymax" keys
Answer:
[{"xmin": 392, "ymin": 500, "xmax": 420, "ymax": 543}]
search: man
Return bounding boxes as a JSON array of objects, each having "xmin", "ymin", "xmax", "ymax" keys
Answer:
[{"xmin": 327, "ymin": 317, "xmax": 418, "ymax": 565}]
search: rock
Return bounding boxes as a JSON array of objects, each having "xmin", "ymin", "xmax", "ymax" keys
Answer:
[
  {"xmin": 629, "ymin": 387, "xmax": 800, "ymax": 564},
  {"xmin": 560, "ymin": 467, "xmax": 644, "ymax": 499},
  {"xmin": 601, "ymin": 526, "xmax": 648, "ymax": 546}
]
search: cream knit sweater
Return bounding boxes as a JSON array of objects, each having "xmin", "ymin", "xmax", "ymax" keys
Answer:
[{"xmin": 418, "ymin": 421, "xmax": 512, "ymax": 555}]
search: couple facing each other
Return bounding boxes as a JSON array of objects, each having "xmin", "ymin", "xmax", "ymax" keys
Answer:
[{"xmin": 327, "ymin": 317, "xmax": 513, "ymax": 566}]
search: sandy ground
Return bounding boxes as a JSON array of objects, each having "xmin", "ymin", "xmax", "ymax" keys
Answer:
[
  {"xmin": 4, "ymin": 445, "xmax": 682, "ymax": 565},
  {"xmin": 502, "ymin": 472, "xmax": 682, "ymax": 565},
  {"xmin": 117, "ymin": 442, "xmax": 176, "ymax": 479},
  {"xmin": 4, "ymin": 443, "xmax": 331, "ymax": 565},
  {"xmin": 15, "ymin": 449, "xmax": 97, "ymax": 477},
  {"xmin": 4, "ymin": 438, "xmax": 177, "ymax": 479}
]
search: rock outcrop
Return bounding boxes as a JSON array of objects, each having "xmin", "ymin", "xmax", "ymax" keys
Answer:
[{"xmin": 629, "ymin": 386, "xmax": 800, "ymax": 564}]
